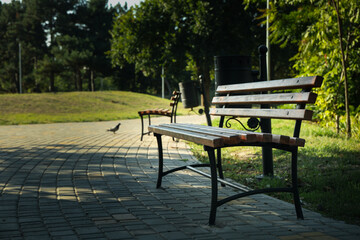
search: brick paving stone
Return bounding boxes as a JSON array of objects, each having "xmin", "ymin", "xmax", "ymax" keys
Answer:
[
  {"xmin": 1, "ymin": 223, "xmax": 19, "ymax": 231},
  {"xmin": 194, "ymin": 235, "xmax": 222, "ymax": 240},
  {"xmin": 130, "ymin": 228, "xmax": 157, "ymax": 236},
  {"xmin": 160, "ymin": 231, "xmax": 191, "ymax": 239},
  {"xmin": 50, "ymin": 229, "xmax": 76, "ymax": 237},
  {"xmin": 105, "ymin": 230, "xmax": 133, "ymax": 239},
  {"xmin": 22, "ymin": 235, "xmax": 51, "ymax": 240},
  {"xmin": 0, "ymin": 231, "xmax": 22, "ymax": 238},
  {"xmin": 54, "ymin": 236, "xmax": 79, "ymax": 240},
  {"xmin": 75, "ymin": 226, "xmax": 103, "ymax": 235},
  {"xmin": 78, "ymin": 234, "xmax": 107, "ymax": 239},
  {"xmin": 133, "ymin": 234, "xmax": 164, "ymax": 240}
]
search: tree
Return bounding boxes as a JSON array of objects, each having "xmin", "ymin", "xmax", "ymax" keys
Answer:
[
  {"xmin": 0, "ymin": 0, "xmax": 120, "ymax": 93},
  {"xmin": 0, "ymin": 1, "xmax": 22, "ymax": 93},
  {"xmin": 36, "ymin": 0, "xmax": 68, "ymax": 91},
  {"xmin": 54, "ymin": 35, "xmax": 93, "ymax": 91},
  {"xmin": 169, "ymin": 0, "xmax": 261, "ymax": 99},
  {"xmin": 110, "ymin": 0, "xmax": 263, "ymax": 99},
  {"xmin": 254, "ymin": 0, "xmax": 360, "ymax": 137},
  {"xmin": 0, "ymin": 0, "xmax": 45, "ymax": 93},
  {"xmin": 21, "ymin": 0, "xmax": 47, "ymax": 92},
  {"xmin": 82, "ymin": 0, "xmax": 115, "ymax": 91},
  {"xmin": 35, "ymin": 0, "xmax": 90, "ymax": 92},
  {"xmin": 110, "ymin": 0, "xmax": 182, "ymax": 94},
  {"xmin": 331, "ymin": 0, "xmax": 352, "ymax": 138}
]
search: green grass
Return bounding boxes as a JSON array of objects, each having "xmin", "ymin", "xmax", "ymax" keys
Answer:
[
  {"xmin": 0, "ymin": 91, "xmax": 198, "ymax": 125},
  {"xmin": 188, "ymin": 118, "xmax": 360, "ymax": 226}
]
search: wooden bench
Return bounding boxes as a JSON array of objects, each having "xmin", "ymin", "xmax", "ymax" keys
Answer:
[
  {"xmin": 138, "ymin": 91, "xmax": 181, "ymax": 141},
  {"xmin": 148, "ymin": 76, "xmax": 323, "ymax": 225}
]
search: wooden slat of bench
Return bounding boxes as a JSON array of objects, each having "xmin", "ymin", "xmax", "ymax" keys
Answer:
[
  {"xmin": 148, "ymin": 125, "xmax": 224, "ymax": 148},
  {"xmin": 175, "ymin": 123, "xmax": 287, "ymax": 145},
  {"xmin": 170, "ymin": 96, "xmax": 179, "ymax": 101},
  {"xmin": 170, "ymin": 123, "xmax": 306, "ymax": 147},
  {"xmin": 160, "ymin": 124, "xmax": 257, "ymax": 145},
  {"xmin": 174, "ymin": 123, "xmax": 264, "ymax": 142},
  {"xmin": 212, "ymin": 92, "xmax": 317, "ymax": 105},
  {"xmin": 223, "ymin": 128, "xmax": 305, "ymax": 147},
  {"xmin": 138, "ymin": 109, "xmax": 171, "ymax": 115},
  {"xmin": 210, "ymin": 108, "xmax": 313, "ymax": 120},
  {"xmin": 159, "ymin": 109, "xmax": 169, "ymax": 113},
  {"xmin": 160, "ymin": 124, "xmax": 240, "ymax": 143},
  {"xmin": 289, "ymin": 137, "xmax": 305, "ymax": 147},
  {"xmin": 216, "ymin": 76, "xmax": 323, "ymax": 94},
  {"xmin": 209, "ymin": 126, "xmax": 273, "ymax": 143}
]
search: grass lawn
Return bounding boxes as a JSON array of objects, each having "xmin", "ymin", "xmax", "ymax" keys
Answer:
[
  {"xmin": 0, "ymin": 91, "xmax": 198, "ymax": 125},
  {"xmin": 188, "ymin": 118, "xmax": 360, "ymax": 226}
]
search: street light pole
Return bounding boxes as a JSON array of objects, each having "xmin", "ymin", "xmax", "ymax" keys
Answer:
[
  {"xmin": 266, "ymin": 0, "xmax": 271, "ymax": 81},
  {"xmin": 19, "ymin": 42, "xmax": 22, "ymax": 94},
  {"xmin": 161, "ymin": 65, "xmax": 165, "ymax": 98}
]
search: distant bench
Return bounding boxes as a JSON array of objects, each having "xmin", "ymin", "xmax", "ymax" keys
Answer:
[
  {"xmin": 148, "ymin": 76, "xmax": 323, "ymax": 225},
  {"xmin": 138, "ymin": 91, "xmax": 181, "ymax": 141}
]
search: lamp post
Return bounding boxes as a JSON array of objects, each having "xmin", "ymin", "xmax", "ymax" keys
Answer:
[
  {"xmin": 266, "ymin": 0, "xmax": 271, "ymax": 81},
  {"xmin": 259, "ymin": 46, "xmax": 273, "ymax": 177},
  {"xmin": 161, "ymin": 65, "xmax": 165, "ymax": 98},
  {"xmin": 19, "ymin": 42, "xmax": 22, "ymax": 94}
]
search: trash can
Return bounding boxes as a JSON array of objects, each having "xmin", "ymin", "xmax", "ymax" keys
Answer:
[
  {"xmin": 214, "ymin": 55, "xmax": 253, "ymax": 89},
  {"xmin": 179, "ymin": 81, "xmax": 200, "ymax": 109},
  {"xmin": 214, "ymin": 55, "xmax": 253, "ymax": 108}
]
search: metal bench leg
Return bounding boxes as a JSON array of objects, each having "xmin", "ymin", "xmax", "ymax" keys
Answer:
[
  {"xmin": 206, "ymin": 146, "xmax": 218, "ymax": 225},
  {"xmin": 216, "ymin": 149, "xmax": 225, "ymax": 187},
  {"xmin": 148, "ymin": 114, "xmax": 151, "ymax": 135},
  {"xmin": 140, "ymin": 114, "xmax": 144, "ymax": 141},
  {"xmin": 155, "ymin": 134, "xmax": 164, "ymax": 188},
  {"xmin": 291, "ymin": 148, "xmax": 304, "ymax": 219}
]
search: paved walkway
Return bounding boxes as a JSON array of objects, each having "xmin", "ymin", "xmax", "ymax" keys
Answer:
[{"xmin": 0, "ymin": 115, "xmax": 359, "ymax": 240}]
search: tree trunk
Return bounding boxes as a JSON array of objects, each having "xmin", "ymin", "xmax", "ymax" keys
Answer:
[
  {"xmin": 201, "ymin": 66, "xmax": 211, "ymax": 106},
  {"xmin": 77, "ymin": 69, "xmax": 82, "ymax": 91},
  {"xmin": 333, "ymin": 0, "xmax": 351, "ymax": 138},
  {"xmin": 48, "ymin": 17, "xmax": 55, "ymax": 93},
  {"xmin": 193, "ymin": 58, "xmax": 212, "ymax": 126},
  {"xmin": 88, "ymin": 70, "xmax": 94, "ymax": 91},
  {"xmin": 195, "ymin": 59, "xmax": 212, "ymax": 107},
  {"xmin": 91, "ymin": 71, "xmax": 94, "ymax": 91},
  {"xmin": 49, "ymin": 71, "xmax": 55, "ymax": 92},
  {"xmin": 165, "ymin": 78, "xmax": 172, "ymax": 98},
  {"xmin": 15, "ymin": 72, "xmax": 19, "ymax": 93}
]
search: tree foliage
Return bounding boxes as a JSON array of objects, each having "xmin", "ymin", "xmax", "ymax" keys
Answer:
[
  {"xmin": 250, "ymin": 0, "xmax": 360, "ymax": 137},
  {"xmin": 0, "ymin": 1, "xmax": 45, "ymax": 92},
  {"xmin": 0, "ymin": 0, "xmax": 118, "ymax": 93},
  {"xmin": 110, "ymin": 0, "xmax": 264, "ymax": 98}
]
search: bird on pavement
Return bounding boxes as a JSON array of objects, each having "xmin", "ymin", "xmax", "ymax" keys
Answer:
[{"xmin": 107, "ymin": 123, "xmax": 121, "ymax": 134}]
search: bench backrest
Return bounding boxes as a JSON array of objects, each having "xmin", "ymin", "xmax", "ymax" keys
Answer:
[
  {"xmin": 210, "ymin": 76, "xmax": 323, "ymax": 138},
  {"xmin": 170, "ymin": 91, "xmax": 181, "ymax": 121}
]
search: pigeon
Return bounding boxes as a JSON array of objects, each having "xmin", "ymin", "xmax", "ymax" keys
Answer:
[{"xmin": 107, "ymin": 123, "xmax": 121, "ymax": 134}]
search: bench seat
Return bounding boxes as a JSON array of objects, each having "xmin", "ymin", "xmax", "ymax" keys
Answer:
[
  {"xmin": 149, "ymin": 123, "xmax": 305, "ymax": 148},
  {"xmin": 138, "ymin": 108, "xmax": 172, "ymax": 116}
]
